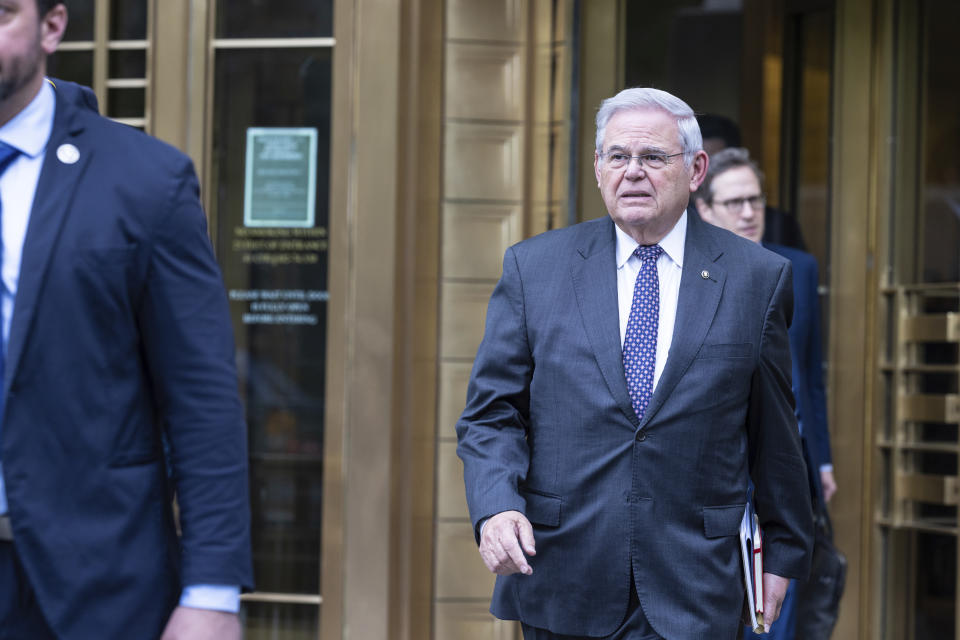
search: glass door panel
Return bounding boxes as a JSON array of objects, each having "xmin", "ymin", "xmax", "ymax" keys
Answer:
[
  {"xmin": 46, "ymin": 0, "xmax": 95, "ymax": 88},
  {"xmin": 880, "ymin": 1, "xmax": 960, "ymax": 638},
  {"xmin": 62, "ymin": 0, "xmax": 95, "ymax": 41},
  {"xmin": 906, "ymin": 0, "xmax": 960, "ymax": 636},
  {"xmin": 215, "ymin": 0, "xmax": 333, "ymax": 38},
  {"xmin": 791, "ymin": 8, "xmax": 832, "ymax": 281},
  {"xmin": 918, "ymin": 1, "xmax": 960, "ymax": 284},
  {"xmin": 47, "ymin": 0, "xmax": 148, "ymax": 129},
  {"xmin": 210, "ymin": 4, "xmax": 334, "ymax": 635}
]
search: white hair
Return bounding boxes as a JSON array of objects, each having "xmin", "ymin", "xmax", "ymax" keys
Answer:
[{"xmin": 595, "ymin": 87, "xmax": 703, "ymax": 168}]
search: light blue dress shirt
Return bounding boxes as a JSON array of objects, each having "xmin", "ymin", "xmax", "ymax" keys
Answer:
[{"xmin": 0, "ymin": 81, "xmax": 239, "ymax": 614}]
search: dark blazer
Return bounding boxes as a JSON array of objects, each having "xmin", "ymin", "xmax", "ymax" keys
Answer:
[
  {"xmin": 1, "ymin": 80, "xmax": 253, "ymax": 639},
  {"xmin": 457, "ymin": 211, "xmax": 813, "ymax": 639},
  {"xmin": 763, "ymin": 206, "xmax": 806, "ymax": 251},
  {"xmin": 764, "ymin": 243, "xmax": 832, "ymax": 498}
]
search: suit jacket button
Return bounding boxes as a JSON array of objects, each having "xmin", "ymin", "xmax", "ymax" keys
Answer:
[{"xmin": 636, "ymin": 431, "xmax": 647, "ymax": 442}]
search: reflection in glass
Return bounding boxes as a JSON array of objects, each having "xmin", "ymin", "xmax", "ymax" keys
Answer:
[
  {"xmin": 47, "ymin": 51, "xmax": 94, "ymax": 87},
  {"xmin": 242, "ymin": 601, "xmax": 319, "ymax": 640},
  {"xmin": 213, "ymin": 48, "xmax": 332, "ymax": 598},
  {"xmin": 914, "ymin": 532, "xmax": 955, "ymax": 637},
  {"xmin": 790, "ymin": 9, "xmax": 833, "ymax": 365},
  {"xmin": 107, "ymin": 87, "xmax": 144, "ymax": 119},
  {"xmin": 795, "ymin": 10, "xmax": 833, "ymax": 286},
  {"xmin": 898, "ymin": 7, "xmax": 960, "ymax": 636},
  {"xmin": 624, "ymin": 4, "xmax": 743, "ymax": 123},
  {"xmin": 920, "ymin": 0, "xmax": 960, "ymax": 283},
  {"xmin": 109, "ymin": 49, "xmax": 146, "ymax": 79},
  {"xmin": 61, "ymin": 0, "xmax": 95, "ymax": 41},
  {"xmin": 110, "ymin": 0, "xmax": 147, "ymax": 40},
  {"xmin": 216, "ymin": 0, "xmax": 333, "ymax": 39}
]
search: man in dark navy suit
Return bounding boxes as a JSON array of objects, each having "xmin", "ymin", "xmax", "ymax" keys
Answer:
[
  {"xmin": 0, "ymin": 2, "xmax": 252, "ymax": 638},
  {"xmin": 696, "ymin": 147, "xmax": 836, "ymax": 640},
  {"xmin": 458, "ymin": 88, "xmax": 813, "ymax": 639}
]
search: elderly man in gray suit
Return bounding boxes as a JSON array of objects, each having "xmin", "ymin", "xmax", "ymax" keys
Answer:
[{"xmin": 457, "ymin": 87, "xmax": 813, "ymax": 639}]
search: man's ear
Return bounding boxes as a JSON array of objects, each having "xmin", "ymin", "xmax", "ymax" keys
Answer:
[
  {"xmin": 40, "ymin": 4, "xmax": 69, "ymax": 56},
  {"xmin": 689, "ymin": 150, "xmax": 709, "ymax": 191},
  {"xmin": 593, "ymin": 150, "xmax": 602, "ymax": 187}
]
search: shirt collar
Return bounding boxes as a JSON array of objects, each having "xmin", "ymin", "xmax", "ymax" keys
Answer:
[
  {"xmin": 615, "ymin": 210, "xmax": 687, "ymax": 269},
  {"xmin": 0, "ymin": 80, "xmax": 56, "ymax": 160}
]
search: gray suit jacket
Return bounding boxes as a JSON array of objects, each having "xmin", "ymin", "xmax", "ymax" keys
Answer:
[{"xmin": 457, "ymin": 211, "xmax": 813, "ymax": 639}]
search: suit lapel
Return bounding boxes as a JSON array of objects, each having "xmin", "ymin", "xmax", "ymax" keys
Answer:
[
  {"xmin": 571, "ymin": 218, "xmax": 639, "ymax": 426},
  {"xmin": 640, "ymin": 212, "xmax": 726, "ymax": 428},
  {"xmin": 4, "ymin": 88, "xmax": 93, "ymax": 396}
]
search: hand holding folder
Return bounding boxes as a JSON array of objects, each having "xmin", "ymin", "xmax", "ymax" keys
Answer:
[{"xmin": 739, "ymin": 503, "xmax": 764, "ymax": 633}]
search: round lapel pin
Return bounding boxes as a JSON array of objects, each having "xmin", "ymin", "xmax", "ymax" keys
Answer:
[
  {"xmin": 57, "ymin": 144, "xmax": 80, "ymax": 165},
  {"xmin": 701, "ymin": 270, "xmax": 710, "ymax": 279}
]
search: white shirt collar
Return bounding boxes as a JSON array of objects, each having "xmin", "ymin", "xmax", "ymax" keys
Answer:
[
  {"xmin": 614, "ymin": 210, "xmax": 687, "ymax": 269},
  {"xmin": 0, "ymin": 80, "xmax": 56, "ymax": 159}
]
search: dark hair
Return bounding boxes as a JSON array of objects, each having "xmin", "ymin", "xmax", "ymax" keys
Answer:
[
  {"xmin": 37, "ymin": 0, "xmax": 65, "ymax": 15},
  {"xmin": 696, "ymin": 147, "xmax": 764, "ymax": 203},
  {"xmin": 696, "ymin": 113, "xmax": 741, "ymax": 149}
]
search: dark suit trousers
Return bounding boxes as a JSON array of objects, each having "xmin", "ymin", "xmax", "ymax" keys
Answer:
[
  {"xmin": 521, "ymin": 575, "xmax": 662, "ymax": 640},
  {"xmin": 0, "ymin": 542, "xmax": 57, "ymax": 640},
  {"xmin": 520, "ymin": 574, "xmax": 747, "ymax": 640}
]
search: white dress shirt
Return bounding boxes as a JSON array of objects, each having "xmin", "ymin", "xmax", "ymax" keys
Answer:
[
  {"xmin": 0, "ymin": 81, "xmax": 238, "ymax": 613},
  {"xmin": 615, "ymin": 211, "xmax": 687, "ymax": 392}
]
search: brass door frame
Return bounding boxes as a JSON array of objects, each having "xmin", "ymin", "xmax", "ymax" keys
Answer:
[
  {"xmin": 323, "ymin": 0, "xmax": 444, "ymax": 637},
  {"xmin": 150, "ymin": 0, "xmax": 190, "ymax": 157},
  {"xmin": 830, "ymin": 0, "xmax": 897, "ymax": 637}
]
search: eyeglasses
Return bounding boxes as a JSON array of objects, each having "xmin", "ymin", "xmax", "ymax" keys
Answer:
[
  {"xmin": 599, "ymin": 151, "xmax": 684, "ymax": 171},
  {"xmin": 713, "ymin": 195, "xmax": 766, "ymax": 212}
]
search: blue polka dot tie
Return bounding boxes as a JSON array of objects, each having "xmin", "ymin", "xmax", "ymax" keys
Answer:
[{"xmin": 623, "ymin": 244, "xmax": 663, "ymax": 420}]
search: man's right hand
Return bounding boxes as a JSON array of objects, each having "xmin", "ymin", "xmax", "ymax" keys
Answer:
[
  {"xmin": 479, "ymin": 510, "xmax": 536, "ymax": 575},
  {"xmin": 160, "ymin": 607, "xmax": 241, "ymax": 640}
]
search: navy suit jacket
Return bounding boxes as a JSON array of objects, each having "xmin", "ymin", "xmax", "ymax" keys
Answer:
[
  {"xmin": 764, "ymin": 243, "xmax": 832, "ymax": 498},
  {"xmin": 1, "ymin": 80, "xmax": 253, "ymax": 638},
  {"xmin": 457, "ymin": 212, "xmax": 813, "ymax": 639}
]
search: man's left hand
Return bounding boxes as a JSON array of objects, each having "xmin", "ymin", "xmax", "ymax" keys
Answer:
[
  {"xmin": 761, "ymin": 572, "xmax": 790, "ymax": 631},
  {"xmin": 160, "ymin": 606, "xmax": 241, "ymax": 640},
  {"xmin": 820, "ymin": 469, "xmax": 837, "ymax": 503}
]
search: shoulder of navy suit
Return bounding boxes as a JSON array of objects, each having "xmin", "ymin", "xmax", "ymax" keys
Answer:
[
  {"xmin": 48, "ymin": 77, "xmax": 194, "ymax": 170},
  {"xmin": 763, "ymin": 241, "xmax": 817, "ymax": 271},
  {"xmin": 47, "ymin": 77, "xmax": 99, "ymax": 112}
]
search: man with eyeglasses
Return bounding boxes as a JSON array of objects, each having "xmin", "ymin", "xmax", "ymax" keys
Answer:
[
  {"xmin": 696, "ymin": 113, "xmax": 807, "ymax": 251},
  {"xmin": 458, "ymin": 88, "xmax": 813, "ymax": 639},
  {"xmin": 696, "ymin": 147, "xmax": 837, "ymax": 640}
]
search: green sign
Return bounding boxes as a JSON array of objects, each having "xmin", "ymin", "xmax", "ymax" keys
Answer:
[{"xmin": 244, "ymin": 128, "xmax": 318, "ymax": 228}]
